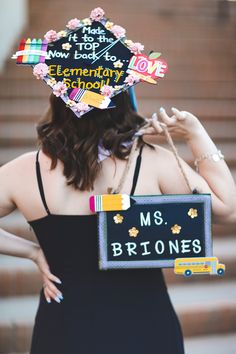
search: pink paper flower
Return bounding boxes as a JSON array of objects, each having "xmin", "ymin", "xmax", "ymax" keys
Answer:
[
  {"xmin": 124, "ymin": 74, "xmax": 140, "ymax": 86},
  {"xmin": 100, "ymin": 85, "xmax": 115, "ymax": 97},
  {"xmin": 52, "ymin": 81, "xmax": 68, "ymax": 97},
  {"xmin": 66, "ymin": 18, "xmax": 80, "ymax": 30},
  {"xmin": 73, "ymin": 102, "xmax": 90, "ymax": 115},
  {"xmin": 33, "ymin": 63, "xmax": 49, "ymax": 80},
  {"xmin": 129, "ymin": 42, "xmax": 144, "ymax": 54},
  {"xmin": 44, "ymin": 30, "xmax": 59, "ymax": 43},
  {"xmin": 110, "ymin": 25, "xmax": 126, "ymax": 39},
  {"xmin": 90, "ymin": 7, "xmax": 105, "ymax": 21}
]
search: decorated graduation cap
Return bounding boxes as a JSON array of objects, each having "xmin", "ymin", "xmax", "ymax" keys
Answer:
[{"xmin": 12, "ymin": 7, "xmax": 168, "ymax": 118}]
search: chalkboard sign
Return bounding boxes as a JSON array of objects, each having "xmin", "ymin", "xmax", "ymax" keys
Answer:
[{"xmin": 97, "ymin": 194, "xmax": 212, "ymax": 269}]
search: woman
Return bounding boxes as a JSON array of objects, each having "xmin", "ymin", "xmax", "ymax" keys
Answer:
[{"xmin": 0, "ymin": 91, "xmax": 235, "ymax": 354}]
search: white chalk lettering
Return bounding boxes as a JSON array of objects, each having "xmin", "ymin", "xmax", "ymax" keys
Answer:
[
  {"xmin": 125, "ymin": 242, "xmax": 137, "ymax": 256},
  {"xmin": 76, "ymin": 42, "xmax": 99, "ymax": 51},
  {"xmin": 140, "ymin": 241, "xmax": 151, "ymax": 256},
  {"xmin": 154, "ymin": 210, "xmax": 163, "ymax": 225},
  {"xmin": 68, "ymin": 33, "xmax": 78, "ymax": 42},
  {"xmin": 82, "ymin": 26, "xmax": 105, "ymax": 35},
  {"xmin": 111, "ymin": 243, "xmax": 123, "ymax": 257},
  {"xmin": 48, "ymin": 50, "xmax": 70, "ymax": 59},
  {"xmin": 192, "ymin": 239, "xmax": 202, "ymax": 253},
  {"xmin": 181, "ymin": 240, "xmax": 191, "ymax": 253},
  {"xmin": 155, "ymin": 240, "xmax": 165, "ymax": 254},
  {"xmin": 169, "ymin": 240, "xmax": 180, "ymax": 254},
  {"xmin": 140, "ymin": 212, "xmax": 151, "ymax": 226}
]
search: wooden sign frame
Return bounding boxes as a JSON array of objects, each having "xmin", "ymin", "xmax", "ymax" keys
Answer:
[{"xmin": 97, "ymin": 194, "xmax": 212, "ymax": 270}]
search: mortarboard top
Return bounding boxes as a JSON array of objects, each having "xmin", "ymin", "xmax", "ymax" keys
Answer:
[{"xmin": 12, "ymin": 7, "xmax": 168, "ymax": 118}]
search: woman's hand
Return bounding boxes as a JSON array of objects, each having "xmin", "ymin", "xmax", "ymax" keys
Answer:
[
  {"xmin": 140, "ymin": 107, "xmax": 204, "ymax": 141},
  {"xmin": 30, "ymin": 246, "xmax": 63, "ymax": 304}
]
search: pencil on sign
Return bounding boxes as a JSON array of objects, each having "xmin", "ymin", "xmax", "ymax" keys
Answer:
[{"xmin": 90, "ymin": 194, "xmax": 131, "ymax": 212}]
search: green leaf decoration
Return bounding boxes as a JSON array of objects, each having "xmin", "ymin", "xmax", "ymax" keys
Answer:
[{"xmin": 149, "ymin": 52, "xmax": 162, "ymax": 59}]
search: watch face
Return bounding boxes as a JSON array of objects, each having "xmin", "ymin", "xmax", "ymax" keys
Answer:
[{"xmin": 45, "ymin": 21, "xmax": 133, "ymax": 96}]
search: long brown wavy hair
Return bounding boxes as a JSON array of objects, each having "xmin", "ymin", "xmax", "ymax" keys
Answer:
[{"xmin": 37, "ymin": 91, "xmax": 146, "ymax": 191}]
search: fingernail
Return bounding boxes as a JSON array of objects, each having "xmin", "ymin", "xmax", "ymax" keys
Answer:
[
  {"xmin": 58, "ymin": 294, "xmax": 63, "ymax": 300},
  {"xmin": 159, "ymin": 107, "xmax": 165, "ymax": 113},
  {"xmin": 46, "ymin": 298, "xmax": 51, "ymax": 303},
  {"xmin": 55, "ymin": 279, "xmax": 62, "ymax": 284},
  {"xmin": 171, "ymin": 107, "xmax": 178, "ymax": 112},
  {"xmin": 152, "ymin": 112, "xmax": 158, "ymax": 120},
  {"xmin": 134, "ymin": 130, "xmax": 144, "ymax": 137},
  {"xmin": 55, "ymin": 296, "xmax": 61, "ymax": 303}
]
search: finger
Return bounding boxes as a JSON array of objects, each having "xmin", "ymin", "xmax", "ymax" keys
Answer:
[
  {"xmin": 43, "ymin": 288, "xmax": 51, "ymax": 303},
  {"xmin": 135, "ymin": 127, "xmax": 156, "ymax": 136},
  {"xmin": 44, "ymin": 281, "xmax": 63, "ymax": 301},
  {"xmin": 44, "ymin": 279, "xmax": 63, "ymax": 298},
  {"xmin": 159, "ymin": 107, "xmax": 176, "ymax": 126},
  {"xmin": 171, "ymin": 107, "xmax": 186, "ymax": 121},
  {"xmin": 151, "ymin": 120, "xmax": 164, "ymax": 134},
  {"xmin": 43, "ymin": 269, "xmax": 62, "ymax": 285},
  {"xmin": 44, "ymin": 286, "xmax": 63, "ymax": 303}
]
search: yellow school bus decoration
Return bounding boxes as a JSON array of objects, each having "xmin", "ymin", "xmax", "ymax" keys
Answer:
[{"xmin": 174, "ymin": 257, "xmax": 225, "ymax": 277}]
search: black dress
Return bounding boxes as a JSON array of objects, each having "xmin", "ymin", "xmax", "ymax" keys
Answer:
[{"xmin": 28, "ymin": 149, "xmax": 185, "ymax": 354}]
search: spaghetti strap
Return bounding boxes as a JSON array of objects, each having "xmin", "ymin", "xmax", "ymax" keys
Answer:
[
  {"xmin": 130, "ymin": 144, "xmax": 144, "ymax": 195},
  {"xmin": 36, "ymin": 151, "xmax": 51, "ymax": 215}
]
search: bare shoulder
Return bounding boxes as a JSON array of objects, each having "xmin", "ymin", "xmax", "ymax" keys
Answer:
[
  {"xmin": 0, "ymin": 151, "xmax": 38, "ymax": 190},
  {"xmin": 0, "ymin": 151, "xmax": 37, "ymax": 173},
  {"xmin": 143, "ymin": 142, "xmax": 176, "ymax": 163},
  {"xmin": 143, "ymin": 142, "xmax": 190, "ymax": 194}
]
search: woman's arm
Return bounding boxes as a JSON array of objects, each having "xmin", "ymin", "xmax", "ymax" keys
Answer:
[
  {"xmin": 143, "ymin": 108, "xmax": 236, "ymax": 224},
  {"xmin": 0, "ymin": 159, "xmax": 63, "ymax": 303}
]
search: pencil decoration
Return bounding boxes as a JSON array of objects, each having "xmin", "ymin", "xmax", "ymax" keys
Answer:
[{"xmin": 90, "ymin": 194, "xmax": 131, "ymax": 212}]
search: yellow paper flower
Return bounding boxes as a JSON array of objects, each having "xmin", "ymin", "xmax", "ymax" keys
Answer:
[
  {"xmin": 188, "ymin": 208, "xmax": 198, "ymax": 218},
  {"xmin": 113, "ymin": 60, "xmax": 123, "ymax": 68},
  {"xmin": 58, "ymin": 30, "xmax": 67, "ymax": 38},
  {"xmin": 82, "ymin": 18, "xmax": 92, "ymax": 26},
  {"xmin": 66, "ymin": 99, "xmax": 76, "ymax": 107},
  {"xmin": 171, "ymin": 224, "xmax": 182, "ymax": 234},
  {"xmin": 114, "ymin": 85, "xmax": 124, "ymax": 90},
  {"xmin": 113, "ymin": 214, "xmax": 124, "ymax": 224},
  {"xmin": 124, "ymin": 39, "xmax": 134, "ymax": 47},
  {"xmin": 47, "ymin": 78, "xmax": 57, "ymax": 87},
  {"xmin": 62, "ymin": 43, "xmax": 72, "ymax": 51},
  {"xmin": 105, "ymin": 21, "xmax": 114, "ymax": 30},
  {"xmin": 128, "ymin": 227, "xmax": 139, "ymax": 237}
]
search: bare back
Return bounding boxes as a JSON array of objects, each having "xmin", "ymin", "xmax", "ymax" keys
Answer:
[{"xmin": 4, "ymin": 144, "xmax": 177, "ymax": 222}]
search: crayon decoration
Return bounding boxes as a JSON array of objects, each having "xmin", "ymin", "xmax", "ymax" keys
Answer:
[
  {"xmin": 22, "ymin": 38, "xmax": 31, "ymax": 64},
  {"xmin": 16, "ymin": 38, "xmax": 26, "ymax": 64},
  {"xmin": 28, "ymin": 39, "xmax": 36, "ymax": 64},
  {"xmin": 40, "ymin": 39, "xmax": 48, "ymax": 63},
  {"xmin": 90, "ymin": 194, "xmax": 131, "ymax": 212},
  {"xmin": 12, "ymin": 38, "xmax": 48, "ymax": 65}
]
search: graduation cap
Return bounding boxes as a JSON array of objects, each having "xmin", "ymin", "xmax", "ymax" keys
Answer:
[{"xmin": 12, "ymin": 7, "xmax": 168, "ymax": 118}]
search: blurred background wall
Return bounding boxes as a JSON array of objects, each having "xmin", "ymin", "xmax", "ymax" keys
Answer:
[{"xmin": 0, "ymin": 1, "xmax": 236, "ymax": 353}]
